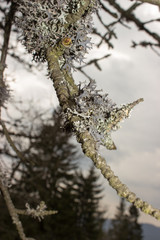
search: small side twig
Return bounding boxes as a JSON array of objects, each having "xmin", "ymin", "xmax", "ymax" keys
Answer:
[
  {"xmin": 16, "ymin": 202, "xmax": 58, "ymax": 221},
  {"xmin": 0, "ymin": 120, "xmax": 34, "ymax": 164}
]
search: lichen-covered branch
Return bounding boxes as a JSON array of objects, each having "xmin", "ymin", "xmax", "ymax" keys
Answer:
[
  {"xmin": 16, "ymin": 0, "xmax": 160, "ymax": 221},
  {"xmin": 44, "ymin": 1, "xmax": 160, "ymax": 221},
  {"xmin": 76, "ymin": 130, "xmax": 160, "ymax": 220},
  {"xmin": 16, "ymin": 202, "xmax": 57, "ymax": 221},
  {"xmin": 45, "ymin": 32, "xmax": 160, "ymax": 219},
  {"xmin": 46, "ymin": 44, "xmax": 160, "ymax": 220},
  {"xmin": 47, "ymin": 46, "xmax": 72, "ymax": 110},
  {"xmin": 65, "ymin": 0, "xmax": 93, "ymax": 25}
]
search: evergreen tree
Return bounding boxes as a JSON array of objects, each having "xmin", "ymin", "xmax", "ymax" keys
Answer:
[
  {"xmin": 0, "ymin": 109, "xmax": 78, "ymax": 240},
  {"xmin": 107, "ymin": 199, "xmax": 143, "ymax": 240},
  {"xmin": 18, "ymin": 109, "xmax": 78, "ymax": 203},
  {"xmin": 127, "ymin": 204, "xmax": 143, "ymax": 240},
  {"xmin": 75, "ymin": 167, "xmax": 105, "ymax": 240},
  {"xmin": 0, "ymin": 109, "xmax": 106, "ymax": 240},
  {"xmin": 107, "ymin": 198, "xmax": 129, "ymax": 240}
]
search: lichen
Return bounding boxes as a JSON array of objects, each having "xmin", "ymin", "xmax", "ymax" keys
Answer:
[
  {"xmin": 66, "ymin": 79, "xmax": 143, "ymax": 150},
  {"xmin": 15, "ymin": 0, "xmax": 99, "ymax": 68}
]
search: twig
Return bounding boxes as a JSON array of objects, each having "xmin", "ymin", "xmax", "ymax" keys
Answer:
[
  {"xmin": 105, "ymin": 0, "xmax": 160, "ymax": 44},
  {"xmin": 77, "ymin": 54, "xmax": 111, "ymax": 71},
  {"xmin": 0, "ymin": 120, "xmax": 29, "ymax": 164},
  {"xmin": 16, "ymin": 202, "xmax": 58, "ymax": 220},
  {"xmin": 131, "ymin": 0, "xmax": 160, "ymax": 7},
  {"xmin": 0, "ymin": 177, "xmax": 36, "ymax": 240}
]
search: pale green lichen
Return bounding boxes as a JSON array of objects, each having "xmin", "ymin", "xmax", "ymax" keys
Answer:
[
  {"xmin": 16, "ymin": 0, "xmax": 99, "ymax": 66},
  {"xmin": 67, "ymin": 79, "xmax": 143, "ymax": 150}
]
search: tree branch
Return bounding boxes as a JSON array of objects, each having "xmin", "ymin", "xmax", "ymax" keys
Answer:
[
  {"xmin": 0, "ymin": 1, "xmax": 17, "ymax": 87},
  {"xmin": 46, "ymin": 43, "xmax": 160, "ymax": 221},
  {"xmin": 105, "ymin": 0, "xmax": 160, "ymax": 45},
  {"xmin": 14, "ymin": 0, "xmax": 160, "ymax": 222},
  {"xmin": 0, "ymin": 1, "xmax": 17, "ymax": 111},
  {"xmin": 131, "ymin": 0, "xmax": 160, "ymax": 7},
  {"xmin": 0, "ymin": 177, "xmax": 36, "ymax": 240},
  {"xmin": 0, "ymin": 120, "xmax": 31, "ymax": 164},
  {"xmin": 16, "ymin": 202, "xmax": 57, "ymax": 221}
]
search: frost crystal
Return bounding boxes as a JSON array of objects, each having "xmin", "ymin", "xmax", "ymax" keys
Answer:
[
  {"xmin": 16, "ymin": 0, "xmax": 99, "ymax": 68},
  {"xmin": 68, "ymin": 80, "xmax": 143, "ymax": 150}
]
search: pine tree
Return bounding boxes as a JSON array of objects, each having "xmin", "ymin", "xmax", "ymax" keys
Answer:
[
  {"xmin": 0, "ymin": 109, "xmax": 106, "ymax": 240},
  {"xmin": 20, "ymin": 109, "xmax": 78, "ymax": 202},
  {"xmin": 107, "ymin": 199, "xmax": 143, "ymax": 240},
  {"xmin": 107, "ymin": 198, "xmax": 129, "ymax": 240},
  {"xmin": 127, "ymin": 204, "xmax": 143, "ymax": 240},
  {"xmin": 74, "ymin": 167, "xmax": 105, "ymax": 240},
  {"xmin": 0, "ymin": 109, "xmax": 79, "ymax": 240}
]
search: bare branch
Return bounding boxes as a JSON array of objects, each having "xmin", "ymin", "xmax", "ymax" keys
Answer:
[
  {"xmin": 0, "ymin": 1, "xmax": 17, "ymax": 86},
  {"xmin": 132, "ymin": 40, "xmax": 160, "ymax": 56},
  {"xmin": 99, "ymin": 1, "xmax": 118, "ymax": 18},
  {"xmin": 77, "ymin": 54, "xmax": 111, "ymax": 71},
  {"xmin": 101, "ymin": 0, "xmax": 160, "ymax": 52},
  {"xmin": 131, "ymin": 0, "xmax": 160, "ymax": 7},
  {"xmin": 0, "ymin": 120, "xmax": 31, "ymax": 164}
]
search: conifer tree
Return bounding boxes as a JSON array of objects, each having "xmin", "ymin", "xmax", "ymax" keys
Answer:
[
  {"xmin": 0, "ymin": 109, "xmax": 106, "ymax": 240},
  {"xmin": 128, "ymin": 204, "xmax": 143, "ymax": 240},
  {"xmin": 74, "ymin": 167, "xmax": 105, "ymax": 240},
  {"xmin": 107, "ymin": 199, "xmax": 143, "ymax": 240},
  {"xmin": 0, "ymin": 109, "xmax": 79, "ymax": 239}
]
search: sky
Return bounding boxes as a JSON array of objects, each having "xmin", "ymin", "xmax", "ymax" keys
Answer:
[{"xmin": 2, "ymin": 0, "xmax": 160, "ymax": 227}]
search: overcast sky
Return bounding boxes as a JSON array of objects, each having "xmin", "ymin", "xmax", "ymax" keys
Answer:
[{"xmin": 3, "ymin": 0, "xmax": 160, "ymax": 227}]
